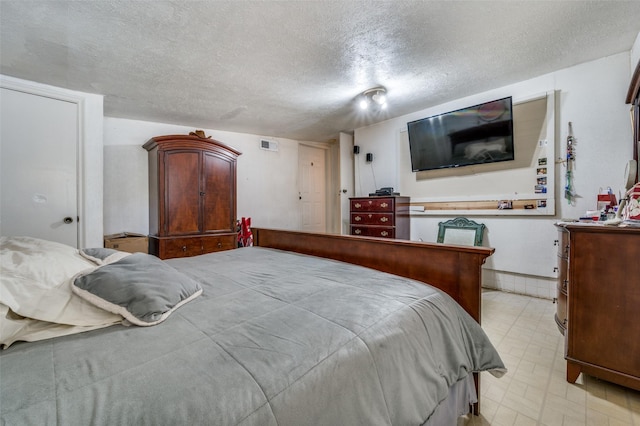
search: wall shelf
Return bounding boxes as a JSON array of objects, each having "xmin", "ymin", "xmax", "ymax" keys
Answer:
[{"xmin": 409, "ymin": 198, "xmax": 549, "ymax": 216}]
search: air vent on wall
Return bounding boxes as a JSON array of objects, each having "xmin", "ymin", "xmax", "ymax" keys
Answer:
[{"xmin": 260, "ymin": 139, "xmax": 278, "ymax": 152}]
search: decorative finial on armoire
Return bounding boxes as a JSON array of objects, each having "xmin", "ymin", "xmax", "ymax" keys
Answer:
[{"xmin": 189, "ymin": 130, "xmax": 211, "ymax": 139}]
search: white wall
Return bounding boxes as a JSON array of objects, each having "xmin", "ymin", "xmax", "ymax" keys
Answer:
[
  {"xmin": 353, "ymin": 52, "xmax": 634, "ymax": 297},
  {"xmin": 631, "ymin": 32, "xmax": 640, "ymax": 73},
  {"xmin": 103, "ymin": 118, "xmax": 320, "ymax": 235}
]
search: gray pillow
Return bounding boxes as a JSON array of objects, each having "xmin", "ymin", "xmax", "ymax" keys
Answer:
[
  {"xmin": 80, "ymin": 247, "xmax": 120, "ymax": 262},
  {"xmin": 71, "ymin": 253, "xmax": 203, "ymax": 326},
  {"xmin": 81, "ymin": 247, "xmax": 119, "ymax": 259},
  {"xmin": 79, "ymin": 247, "xmax": 131, "ymax": 265}
]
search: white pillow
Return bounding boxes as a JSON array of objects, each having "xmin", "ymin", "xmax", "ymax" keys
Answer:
[
  {"xmin": 0, "ymin": 303, "xmax": 115, "ymax": 349},
  {"xmin": 0, "ymin": 236, "xmax": 122, "ymax": 326}
]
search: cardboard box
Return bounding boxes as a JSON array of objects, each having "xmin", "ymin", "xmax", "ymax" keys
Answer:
[{"xmin": 104, "ymin": 232, "xmax": 148, "ymax": 253}]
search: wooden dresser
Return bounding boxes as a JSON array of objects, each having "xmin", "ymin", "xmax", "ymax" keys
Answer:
[
  {"xmin": 554, "ymin": 225, "xmax": 569, "ymax": 335},
  {"xmin": 554, "ymin": 223, "xmax": 640, "ymax": 390},
  {"xmin": 349, "ymin": 196, "xmax": 410, "ymax": 239},
  {"xmin": 144, "ymin": 134, "xmax": 241, "ymax": 259}
]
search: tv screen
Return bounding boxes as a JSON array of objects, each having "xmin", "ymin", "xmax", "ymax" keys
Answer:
[{"xmin": 407, "ymin": 97, "xmax": 514, "ymax": 172}]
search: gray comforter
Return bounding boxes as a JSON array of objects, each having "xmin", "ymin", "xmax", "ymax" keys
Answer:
[{"xmin": 1, "ymin": 247, "xmax": 505, "ymax": 425}]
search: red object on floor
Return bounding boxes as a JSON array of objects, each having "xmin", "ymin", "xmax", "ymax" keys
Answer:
[{"xmin": 238, "ymin": 217, "xmax": 253, "ymax": 247}]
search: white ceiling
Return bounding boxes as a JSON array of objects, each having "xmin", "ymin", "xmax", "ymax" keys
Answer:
[{"xmin": 1, "ymin": 1, "xmax": 639, "ymax": 142}]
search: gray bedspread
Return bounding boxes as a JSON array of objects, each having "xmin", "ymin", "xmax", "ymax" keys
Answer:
[{"xmin": 1, "ymin": 247, "xmax": 505, "ymax": 425}]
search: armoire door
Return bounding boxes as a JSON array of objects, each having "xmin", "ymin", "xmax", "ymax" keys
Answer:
[
  {"xmin": 202, "ymin": 152, "xmax": 234, "ymax": 233},
  {"xmin": 164, "ymin": 150, "xmax": 201, "ymax": 236}
]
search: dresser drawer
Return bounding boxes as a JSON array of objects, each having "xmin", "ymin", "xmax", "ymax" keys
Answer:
[
  {"xmin": 557, "ymin": 228, "xmax": 569, "ymax": 259},
  {"xmin": 349, "ymin": 196, "xmax": 409, "ymax": 240},
  {"xmin": 350, "ymin": 226, "xmax": 395, "ymax": 238},
  {"xmin": 557, "ymin": 257, "xmax": 568, "ymax": 294},
  {"xmin": 350, "ymin": 198, "xmax": 394, "ymax": 212},
  {"xmin": 350, "ymin": 212, "xmax": 394, "ymax": 225}
]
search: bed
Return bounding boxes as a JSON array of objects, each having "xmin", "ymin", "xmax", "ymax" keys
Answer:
[{"xmin": 0, "ymin": 229, "xmax": 505, "ymax": 425}]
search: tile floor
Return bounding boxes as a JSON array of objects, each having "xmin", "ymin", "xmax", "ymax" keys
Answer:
[{"xmin": 460, "ymin": 290, "xmax": 640, "ymax": 425}]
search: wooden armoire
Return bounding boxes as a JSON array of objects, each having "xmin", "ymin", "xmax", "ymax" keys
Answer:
[{"xmin": 143, "ymin": 134, "xmax": 241, "ymax": 259}]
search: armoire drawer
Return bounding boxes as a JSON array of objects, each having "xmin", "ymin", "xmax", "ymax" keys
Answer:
[
  {"xmin": 201, "ymin": 234, "xmax": 237, "ymax": 253},
  {"xmin": 158, "ymin": 237, "xmax": 206, "ymax": 259},
  {"xmin": 153, "ymin": 234, "xmax": 236, "ymax": 259}
]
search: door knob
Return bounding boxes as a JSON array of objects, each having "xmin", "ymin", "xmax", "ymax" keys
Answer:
[{"xmin": 63, "ymin": 217, "xmax": 74, "ymax": 224}]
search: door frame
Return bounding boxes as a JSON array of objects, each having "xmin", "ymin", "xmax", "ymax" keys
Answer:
[
  {"xmin": 0, "ymin": 75, "xmax": 104, "ymax": 248},
  {"xmin": 338, "ymin": 132, "xmax": 354, "ymax": 234}
]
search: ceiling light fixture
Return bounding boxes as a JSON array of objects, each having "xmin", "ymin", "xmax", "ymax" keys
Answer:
[{"xmin": 359, "ymin": 86, "xmax": 388, "ymax": 110}]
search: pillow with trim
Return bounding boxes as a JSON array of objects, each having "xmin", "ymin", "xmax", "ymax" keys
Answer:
[
  {"xmin": 71, "ymin": 253, "xmax": 202, "ymax": 326},
  {"xmin": 80, "ymin": 247, "xmax": 131, "ymax": 265}
]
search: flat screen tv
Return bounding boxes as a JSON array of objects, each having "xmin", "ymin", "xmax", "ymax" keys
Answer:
[{"xmin": 407, "ymin": 96, "xmax": 514, "ymax": 172}]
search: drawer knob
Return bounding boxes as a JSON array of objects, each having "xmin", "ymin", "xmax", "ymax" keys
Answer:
[
  {"xmin": 380, "ymin": 202, "xmax": 388, "ymax": 208},
  {"xmin": 354, "ymin": 216, "xmax": 361, "ymax": 221},
  {"xmin": 380, "ymin": 217, "xmax": 388, "ymax": 222},
  {"xmin": 380, "ymin": 231, "xmax": 388, "ymax": 237},
  {"xmin": 354, "ymin": 229, "xmax": 361, "ymax": 235},
  {"xmin": 217, "ymin": 242, "xmax": 222, "ymax": 248},
  {"xmin": 354, "ymin": 202, "xmax": 361, "ymax": 208},
  {"xmin": 182, "ymin": 246, "xmax": 187, "ymax": 251}
]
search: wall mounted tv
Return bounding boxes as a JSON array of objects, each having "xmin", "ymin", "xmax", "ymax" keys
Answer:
[{"xmin": 407, "ymin": 96, "xmax": 514, "ymax": 172}]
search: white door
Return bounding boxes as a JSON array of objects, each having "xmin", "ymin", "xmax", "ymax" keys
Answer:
[
  {"xmin": 299, "ymin": 144, "xmax": 326, "ymax": 232},
  {"xmin": 0, "ymin": 87, "xmax": 79, "ymax": 247}
]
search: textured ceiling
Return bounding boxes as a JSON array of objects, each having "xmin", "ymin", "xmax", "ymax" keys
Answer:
[{"xmin": 1, "ymin": 1, "xmax": 639, "ymax": 142}]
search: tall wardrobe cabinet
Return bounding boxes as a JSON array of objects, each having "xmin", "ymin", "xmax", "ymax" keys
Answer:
[{"xmin": 144, "ymin": 134, "xmax": 241, "ymax": 259}]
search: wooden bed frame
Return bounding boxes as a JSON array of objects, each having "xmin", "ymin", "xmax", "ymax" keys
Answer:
[
  {"xmin": 253, "ymin": 228, "xmax": 495, "ymax": 415},
  {"xmin": 253, "ymin": 228, "xmax": 493, "ymax": 322}
]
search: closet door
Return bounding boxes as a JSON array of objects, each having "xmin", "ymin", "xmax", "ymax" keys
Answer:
[
  {"xmin": 164, "ymin": 150, "xmax": 201, "ymax": 236},
  {"xmin": 202, "ymin": 151, "xmax": 234, "ymax": 233},
  {"xmin": 0, "ymin": 87, "xmax": 79, "ymax": 247}
]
